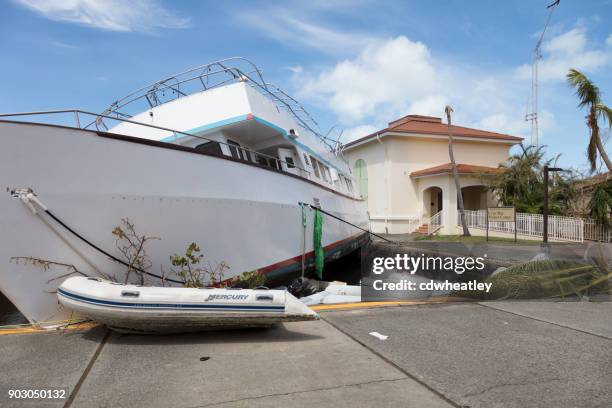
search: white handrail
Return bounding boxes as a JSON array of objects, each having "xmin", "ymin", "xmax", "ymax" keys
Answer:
[
  {"xmin": 460, "ymin": 209, "xmax": 584, "ymax": 242},
  {"xmin": 428, "ymin": 211, "xmax": 443, "ymax": 235},
  {"xmin": 0, "ymin": 109, "xmax": 311, "ymax": 178},
  {"xmin": 583, "ymin": 219, "xmax": 612, "ymax": 242}
]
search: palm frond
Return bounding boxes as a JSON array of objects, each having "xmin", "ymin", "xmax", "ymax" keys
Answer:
[
  {"xmin": 567, "ymin": 69, "xmax": 601, "ymax": 108},
  {"xmin": 596, "ymin": 104, "xmax": 612, "ymax": 128}
]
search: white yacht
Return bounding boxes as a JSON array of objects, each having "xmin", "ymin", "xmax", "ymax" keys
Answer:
[{"xmin": 0, "ymin": 58, "xmax": 369, "ymax": 325}]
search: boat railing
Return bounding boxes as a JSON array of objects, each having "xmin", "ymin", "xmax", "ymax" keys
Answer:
[
  {"xmin": 0, "ymin": 109, "xmax": 311, "ymax": 178},
  {"xmin": 95, "ymin": 57, "xmax": 336, "ymax": 150}
]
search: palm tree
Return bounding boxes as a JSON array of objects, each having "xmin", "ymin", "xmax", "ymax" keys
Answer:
[
  {"xmin": 445, "ymin": 106, "xmax": 470, "ymax": 236},
  {"xmin": 588, "ymin": 181, "xmax": 612, "ymax": 230},
  {"xmin": 566, "ymin": 69, "xmax": 612, "ymax": 173},
  {"xmin": 483, "ymin": 144, "xmax": 575, "ymax": 215}
]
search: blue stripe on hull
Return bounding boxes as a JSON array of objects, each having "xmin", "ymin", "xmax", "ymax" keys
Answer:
[{"xmin": 57, "ymin": 288, "xmax": 284, "ymax": 312}]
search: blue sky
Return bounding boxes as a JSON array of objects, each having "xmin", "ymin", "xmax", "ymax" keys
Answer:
[{"xmin": 1, "ymin": 0, "xmax": 611, "ymax": 172}]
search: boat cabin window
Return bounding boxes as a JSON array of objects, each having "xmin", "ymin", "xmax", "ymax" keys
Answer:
[
  {"xmin": 285, "ymin": 157, "xmax": 295, "ymax": 168},
  {"xmin": 310, "ymin": 155, "xmax": 320, "ymax": 178},
  {"xmin": 345, "ymin": 178, "xmax": 354, "ymax": 193},
  {"xmin": 269, "ymin": 158, "xmax": 280, "ymax": 170},
  {"xmin": 321, "ymin": 164, "xmax": 331, "ymax": 183},
  {"xmin": 195, "ymin": 141, "xmax": 223, "ymax": 156},
  {"xmin": 227, "ymin": 139, "xmax": 252, "ymax": 162},
  {"xmin": 303, "ymin": 154, "xmax": 310, "ymax": 167},
  {"xmin": 228, "ymin": 140, "xmax": 241, "ymax": 159},
  {"xmin": 256, "ymin": 154, "xmax": 268, "ymax": 166}
]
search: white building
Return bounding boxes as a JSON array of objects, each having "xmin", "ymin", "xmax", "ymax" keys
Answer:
[{"xmin": 343, "ymin": 114, "xmax": 523, "ymax": 234}]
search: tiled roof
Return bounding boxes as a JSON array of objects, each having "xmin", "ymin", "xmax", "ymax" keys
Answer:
[
  {"xmin": 345, "ymin": 115, "xmax": 523, "ymax": 148},
  {"xmin": 410, "ymin": 163, "xmax": 499, "ymax": 178}
]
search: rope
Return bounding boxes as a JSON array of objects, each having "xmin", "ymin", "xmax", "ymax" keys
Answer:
[
  {"xmin": 0, "ymin": 318, "xmax": 92, "ymax": 331},
  {"xmin": 299, "ymin": 202, "xmax": 397, "ymax": 244},
  {"xmin": 44, "ymin": 210, "xmax": 184, "ymax": 284}
]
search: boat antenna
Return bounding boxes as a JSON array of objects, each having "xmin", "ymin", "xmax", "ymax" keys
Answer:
[
  {"xmin": 525, "ymin": 0, "xmax": 560, "ymax": 147},
  {"xmin": 324, "ymin": 125, "xmax": 346, "ymax": 155}
]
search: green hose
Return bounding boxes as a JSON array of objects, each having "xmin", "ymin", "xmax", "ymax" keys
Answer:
[{"xmin": 313, "ymin": 208, "xmax": 324, "ymax": 279}]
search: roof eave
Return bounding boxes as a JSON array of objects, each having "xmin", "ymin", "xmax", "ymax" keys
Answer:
[{"xmin": 344, "ymin": 130, "xmax": 523, "ymax": 151}]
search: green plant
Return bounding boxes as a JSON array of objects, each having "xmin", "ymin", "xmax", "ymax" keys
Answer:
[
  {"xmin": 588, "ymin": 181, "xmax": 612, "ymax": 229},
  {"xmin": 230, "ymin": 270, "xmax": 266, "ymax": 289},
  {"xmin": 483, "ymin": 145, "xmax": 576, "ymax": 215},
  {"xmin": 170, "ymin": 242, "xmax": 229, "ymax": 287},
  {"xmin": 112, "ymin": 218, "xmax": 159, "ymax": 285}
]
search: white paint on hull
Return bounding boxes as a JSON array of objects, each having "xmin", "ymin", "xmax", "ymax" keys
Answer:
[{"xmin": 0, "ymin": 121, "xmax": 368, "ymax": 324}]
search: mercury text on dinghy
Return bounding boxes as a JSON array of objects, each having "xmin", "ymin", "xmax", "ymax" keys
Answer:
[{"xmin": 0, "ymin": 57, "xmax": 369, "ymax": 325}]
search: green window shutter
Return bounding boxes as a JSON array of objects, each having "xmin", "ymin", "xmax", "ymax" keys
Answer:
[{"xmin": 354, "ymin": 159, "xmax": 368, "ymax": 199}]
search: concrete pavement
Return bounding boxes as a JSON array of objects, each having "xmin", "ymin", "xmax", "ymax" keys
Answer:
[
  {"xmin": 323, "ymin": 301, "xmax": 612, "ymax": 408},
  {"xmin": 0, "ymin": 300, "xmax": 610, "ymax": 408},
  {"xmin": 0, "ymin": 326, "xmax": 107, "ymax": 408}
]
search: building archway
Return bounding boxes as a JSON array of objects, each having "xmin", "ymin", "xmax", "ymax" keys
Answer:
[
  {"xmin": 423, "ymin": 186, "xmax": 443, "ymax": 217},
  {"xmin": 460, "ymin": 185, "xmax": 488, "ymax": 210}
]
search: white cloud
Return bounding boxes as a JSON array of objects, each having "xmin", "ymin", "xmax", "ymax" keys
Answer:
[
  {"xmin": 234, "ymin": 8, "xmax": 377, "ymax": 55},
  {"xmin": 13, "ymin": 0, "xmax": 191, "ymax": 32},
  {"xmin": 48, "ymin": 39, "xmax": 78, "ymax": 49},
  {"xmin": 515, "ymin": 27, "xmax": 611, "ymax": 82},
  {"xmin": 288, "ymin": 22, "xmax": 612, "ymax": 151},
  {"xmin": 299, "ymin": 36, "xmax": 438, "ymax": 123},
  {"xmin": 285, "ymin": 65, "xmax": 303, "ymax": 74},
  {"xmin": 607, "ymin": 34, "xmax": 612, "ymax": 47},
  {"xmin": 406, "ymin": 95, "xmax": 449, "ymax": 118},
  {"xmin": 342, "ymin": 125, "xmax": 378, "ymax": 143}
]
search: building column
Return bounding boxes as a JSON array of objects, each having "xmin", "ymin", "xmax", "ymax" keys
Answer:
[{"xmin": 442, "ymin": 177, "xmax": 457, "ymax": 234}]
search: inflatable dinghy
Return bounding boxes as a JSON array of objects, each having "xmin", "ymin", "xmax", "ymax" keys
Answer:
[{"xmin": 57, "ymin": 277, "xmax": 318, "ymax": 333}]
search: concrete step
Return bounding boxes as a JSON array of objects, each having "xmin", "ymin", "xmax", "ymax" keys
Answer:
[{"xmin": 415, "ymin": 224, "xmax": 430, "ymax": 235}]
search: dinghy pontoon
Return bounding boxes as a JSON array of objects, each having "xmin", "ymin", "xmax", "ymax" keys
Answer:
[{"xmin": 58, "ymin": 277, "xmax": 318, "ymax": 333}]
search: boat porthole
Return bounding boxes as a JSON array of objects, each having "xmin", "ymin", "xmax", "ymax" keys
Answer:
[{"xmin": 200, "ymin": 356, "xmax": 210, "ymax": 362}]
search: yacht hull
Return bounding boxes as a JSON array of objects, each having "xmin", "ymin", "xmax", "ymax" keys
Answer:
[{"xmin": 0, "ymin": 121, "xmax": 368, "ymax": 324}]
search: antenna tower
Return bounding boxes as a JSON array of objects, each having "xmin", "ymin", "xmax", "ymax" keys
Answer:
[{"xmin": 526, "ymin": 0, "xmax": 560, "ymax": 146}]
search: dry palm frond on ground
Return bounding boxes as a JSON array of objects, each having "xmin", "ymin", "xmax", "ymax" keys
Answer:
[{"xmin": 454, "ymin": 259, "xmax": 611, "ymax": 300}]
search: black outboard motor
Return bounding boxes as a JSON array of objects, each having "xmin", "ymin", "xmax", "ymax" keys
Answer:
[{"xmin": 287, "ymin": 277, "xmax": 319, "ymax": 298}]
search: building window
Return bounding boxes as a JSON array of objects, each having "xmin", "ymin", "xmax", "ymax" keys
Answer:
[{"xmin": 353, "ymin": 159, "xmax": 368, "ymax": 198}]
